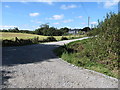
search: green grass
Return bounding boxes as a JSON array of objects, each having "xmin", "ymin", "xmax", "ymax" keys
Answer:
[
  {"xmin": 0, "ymin": 32, "xmax": 85, "ymax": 41},
  {"xmin": 54, "ymin": 38, "xmax": 118, "ymax": 79}
]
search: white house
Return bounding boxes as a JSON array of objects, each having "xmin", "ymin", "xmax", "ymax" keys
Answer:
[{"xmin": 68, "ymin": 29, "xmax": 79, "ymax": 34}]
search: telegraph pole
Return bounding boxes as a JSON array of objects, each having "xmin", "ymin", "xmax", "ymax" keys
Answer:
[
  {"xmin": 88, "ymin": 16, "xmax": 90, "ymax": 27},
  {"xmin": 91, "ymin": 24, "xmax": 93, "ymax": 29}
]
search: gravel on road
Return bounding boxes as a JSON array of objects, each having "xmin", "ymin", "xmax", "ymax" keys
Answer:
[{"xmin": 1, "ymin": 37, "xmax": 118, "ymax": 88}]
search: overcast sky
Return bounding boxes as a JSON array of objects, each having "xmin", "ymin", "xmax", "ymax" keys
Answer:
[{"xmin": 1, "ymin": 1, "xmax": 118, "ymax": 30}]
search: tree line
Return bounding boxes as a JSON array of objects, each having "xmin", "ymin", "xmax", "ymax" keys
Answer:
[{"xmin": 0, "ymin": 24, "xmax": 91, "ymax": 36}]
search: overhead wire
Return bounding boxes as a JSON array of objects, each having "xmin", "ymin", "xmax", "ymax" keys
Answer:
[
  {"xmin": 80, "ymin": 2, "xmax": 89, "ymax": 17},
  {"xmin": 80, "ymin": 2, "xmax": 91, "ymax": 27}
]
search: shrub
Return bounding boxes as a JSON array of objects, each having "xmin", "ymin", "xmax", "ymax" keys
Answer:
[
  {"xmin": 43, "ymin": 36, "xmax": 57, "ymax": 42},
  {"xmin": 70, "ymin": 37, "xmax": 75, "ymax": 39},
  {"xmin": 61, "ymin": 37, "xmax": 68, "ymax": 40}
]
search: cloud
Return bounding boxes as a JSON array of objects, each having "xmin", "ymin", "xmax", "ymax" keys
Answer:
[
  {"xmin": 78, "ymin": 16, "xmax": 83, "ymax": 19},
  {"xmin": 81, "ymin": 22, "xmax": 86, "ymax": 25},
  {"xmin": 53, "ymin": 22, "xmax": 60, "ymax": 25},
  {"xmin": 48, "ymin": 14, "xmax": 64, "ymax": 20},
  {"xmin": 35, "ymin": 21, "xmax": 42, "ymax": 23},
  {"xmin": 90, "ymin": 21, "xmax": 98, "ymax": 24},
  {"xmin": 20, "ymin": 1, "xmax": 28, "ymax": 4},
  {"xmin": 19, "ymin": 0, "xmax": 53, "ymax": 5},
  {"xmin": 5, "ymin": 5, "xmax": 10, "ymax": 8},
  {"xmin": 30, "ymin": 20, "xmax": 42, "ymax": 24},
  {"xmin": 60, "ymin": 4, "xmax": 77, "ymax": 10},
  {"xmin": 47, "ymin": 2, "xmax": 53, "ymax": 5},
  {"xmin": 0, "ymin": 25, "xmax": 18, "ymax": 29},
  {"xmin": 35, "ymin": 0, "xmax": 53, "ymax": 5},
  {"xmin": 104, "ymin": 0, "xmax": 119, "ymax": 8},
  {"xmin": 0, "ymin": 25, "xmax": 18, "ymax": 28},
  {"xmin": 29, "ymin": 13, "xmax": 40, "ymax": 17},
  {"xmin": 52, "ymin": 14, "xmax": 64, "ymax": 20},
  {"xmin": 62, "ymin": 19, "xmax": 74, "ymax": 23}
]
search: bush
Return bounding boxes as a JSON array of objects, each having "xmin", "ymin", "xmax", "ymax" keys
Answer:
[
  {"xmin": 43, "ymin": 36, "xmax": 57, "ymax": 42},
  {"xmin": 61, "ymin": 37, "xmax": 68, "ymax": 40},
  {"xmin": 81, "ymin": 27, "xmax": 91, "ymax": 32}
]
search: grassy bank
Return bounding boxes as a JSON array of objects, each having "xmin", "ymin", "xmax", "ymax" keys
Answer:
[{"xmin": 54, "ymin": 38, "xmax": 118, "ymax": 78}]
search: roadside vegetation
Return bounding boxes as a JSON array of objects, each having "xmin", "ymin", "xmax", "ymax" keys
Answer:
[{"xmin": 54, "ymin": 13, "xmax": 119, "ymax": 78}]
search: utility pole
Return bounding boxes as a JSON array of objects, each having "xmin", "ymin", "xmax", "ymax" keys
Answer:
[
  {"xmin": 88, "ymin": 16, "xmax": 90, "ymax": 27},
  {"xmin": 91, "ymin": 24, "xmax": 93, "ymax": 29}
]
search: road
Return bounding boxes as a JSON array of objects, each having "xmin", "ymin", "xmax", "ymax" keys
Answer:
[{"xmin": 1, "ymin": 37, "xmax": 118, "ymax": 88}]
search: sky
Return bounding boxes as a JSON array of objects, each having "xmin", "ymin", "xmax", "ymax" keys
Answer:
[{"xmin": 1, "ymin": 1, "xmax": 119, "ymax": 30}]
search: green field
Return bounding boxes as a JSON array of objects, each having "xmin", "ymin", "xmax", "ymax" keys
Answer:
[{"xmin": 0, "ymin": 32, "xmax": 85, "ymax": 41}]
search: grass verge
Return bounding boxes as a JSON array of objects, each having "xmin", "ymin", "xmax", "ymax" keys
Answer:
[{"xmin": 54, "ymin": 38, "xmax": 118, "ymax": 79}]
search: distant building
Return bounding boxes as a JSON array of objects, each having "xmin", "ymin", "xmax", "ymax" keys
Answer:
[{"xmin": 68, "ymin": 29, "xmax": 79, "ymax": 34}]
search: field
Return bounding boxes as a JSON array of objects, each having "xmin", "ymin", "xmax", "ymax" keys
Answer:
[{"xmin": 0, "ymin": 32, "xmax": 85, "ymax": 41}]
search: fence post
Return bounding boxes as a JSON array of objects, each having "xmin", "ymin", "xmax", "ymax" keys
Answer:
[{"xmin": 15, "ymin": 37, "xmax": 19, "ymax": 42}]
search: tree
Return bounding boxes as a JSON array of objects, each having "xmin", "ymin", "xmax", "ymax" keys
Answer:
[
  {"xmin": 81, "ymin": 27, "xmax": 91, "ymax": 32},
  {"xmin": 35, "ymin": 23, "xmax": 50, "ymax": 35},
  {"xmin": 35, "ymin": 24, "xmax": 63, "ymax": 36},
  {"xmin": 59, "ymin": 27, "xmax": 70, "ymax": 34},
  {"xmin": 14, "ymin": 27, "xmax": 19, "ymax": 31},
  {"xmin": 35, "ymin": 28, "xmax": 43, "ymax": 35},
  {"xmin": 40, "ymin": 23, "xmax": 49, "ymax": 30}
]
